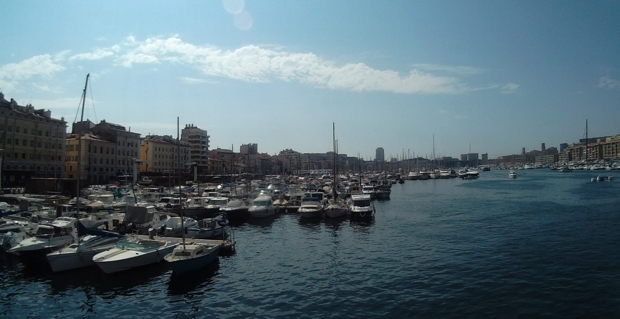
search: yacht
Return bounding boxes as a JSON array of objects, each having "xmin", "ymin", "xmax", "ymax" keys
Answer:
[
  {"xmin": 349, "ymin": 194, "xmax": 374, "ymax": 218},
  {"xmin": 0, "ymin": 217, "xmax": 35, "ymax": 253},
  {"xmin": 8, "ymin": 217, "xmax": 77, "ymax": 257},
  {"xmin": 220, "ymin": 199, "xmax": 250, "ymax": 223},
  {"xmin": 298, "ymin": 197, "xmax": 323, "ymax": 219},
  {"xmin": 248, "ymin": 194, "xmax": 276, "ymax": 218},
  {"xmin": 509, "ymin": 170, "xmax": 518, "ymax": 178},
  {"xmin": 361, "ymin": 185, "xmax": 376, "ymax": 200},
  {"xmin": 93, "ymin": 237, "xmax": 179, "ymax": 274}
]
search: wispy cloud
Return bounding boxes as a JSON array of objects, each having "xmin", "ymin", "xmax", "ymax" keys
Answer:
[
  {"xmin": 501, "ymin": 82, "xmax": 519, "ymax": 94},
  {"xmin": 599, "ymin": 76, "xmax": 620, "ymax": 90},
  {"xmin": 69, "ymin": 48, "xmax": 116, "ymax": 61},
  {"xmin": 0, "ymin": 54, "xmax": 65, "ymax": 92},
  {"xmin": 179, "ymin": 77, "xmax": 217, "ymax": 84},
  {"xmin": 0, "ymin": 35, "xmax": 515, "ymax": 96},
  {"xmin": 411, "ymin": 63, "xmax": 484, "ymax": 75}
]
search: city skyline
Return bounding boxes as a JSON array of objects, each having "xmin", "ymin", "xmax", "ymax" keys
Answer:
[{"xmin": 2, "ymin": 1, "xmax": 619, "ymax": 159}]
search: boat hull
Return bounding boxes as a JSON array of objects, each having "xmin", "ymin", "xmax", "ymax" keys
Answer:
[
  {"xmin": 165, "ymin": 245, "xmax": 220, "ymax": 274},
  {"xmin": 47, "ymin": 245, "xmax": 114, "ymax": 272},
  {"xmin": 93, "ymin": 242, "xmax": 179, "ymax": 274}
]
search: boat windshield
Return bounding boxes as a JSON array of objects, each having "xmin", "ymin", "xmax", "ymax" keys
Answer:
[
  {"xmin": 35, "ymin": 226, "xmax": 55, "ymax": 236},
  {"xmin": 253, "ymin": 200, "xmax": 270, "ymax": 207},
  {"xmin": 353, "ymin": 200, "xmax": 371, "ymax": 207},
  {"xmin": 211, "ymin": 199, "xmax": 228, "ymax": 205},
  {"xmin": 116, "ymin": 241, "xmax": 161, "ymax": 251}
]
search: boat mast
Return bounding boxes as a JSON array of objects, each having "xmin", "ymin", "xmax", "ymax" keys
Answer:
[
  {"xmin": 178, "ymin": 117, "xmax": 185, "ymax": 249},
  {"xmin": 76, "ymin": 73, "xmax": 89, "ymax": 243},
  {"xmin": 333, "ymin": 123, "xmax": 337, "ymax": 199},
  {"xmin": 585, "ymin": 119, "xmax": 588, "ymax": 162}
]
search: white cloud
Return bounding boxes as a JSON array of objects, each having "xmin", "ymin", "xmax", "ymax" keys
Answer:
[
  {"xmin": 501, "ymin": 82, "xmax": 519, "ymax": 94},
  {"xmin": 411, "ymin": 63, "xmax": 484, "ymax": 75},
  {"xmin": 70, "ymin": 48, "xmax": 115, "ymax": 61},
  {"xmin": 117, "ymin": 36, "xmax": 474, "ymax": 94},
  {"xmin": 599, "ymin": 76, "xmax": 620, "ymax": 90},
  {"xmin": 179, "ymin": 77, "xmax": 217, "ymax": 84},
  {"xmin": 0, "ymin": 54, "xmax": 65, "ymax": 93}
]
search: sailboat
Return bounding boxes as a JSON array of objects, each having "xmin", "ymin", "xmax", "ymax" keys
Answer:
[
  {"xmin": 46, "ymin": 74, "xmax": 123, "ymax": 272},
  {"xmin": 164, "ymin": 117, "xmax": 221, "ymax": 274},
  {"xmin": 324, "ymin": 123, "xmax": 348, "ymax": 218}
]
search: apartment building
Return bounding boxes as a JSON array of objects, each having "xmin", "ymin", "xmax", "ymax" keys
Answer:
[{"xmin": 140, "ymin": 135, "xmax": 190, "ymax": 174}]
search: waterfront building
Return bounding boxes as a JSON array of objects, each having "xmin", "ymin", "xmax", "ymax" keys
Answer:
[
  {"xmin": 376, "ymin": 147, "xmax": 384, "ymax": 162},
  {"xmin": 0, "ymin": 93, "xmax": 67, "ymax": 186},
  {"xmin": 66, "ymin": 120, "xmax": 140, "ymax": 185},
  {"xmin": 181, "ymin": 124, "xmax": 209, "ymax": 174},
  {"xmin": 240, "ymin": 143, "xmax": 258, "ymax": 155},
  {"xmin": 139, "ymin": 135, "xmax": 190, "ymax": 174}
]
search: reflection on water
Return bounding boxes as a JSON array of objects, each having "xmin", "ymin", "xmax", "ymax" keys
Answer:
[{"xmin": 167, "ymin": 259, "xmax": 220, "ymax": 296}]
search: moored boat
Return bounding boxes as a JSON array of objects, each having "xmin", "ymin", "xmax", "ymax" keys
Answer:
[
  {"xmin": 93, "ymin": 237, "xmax": 179, "ymax": 274},
  {"xmin": 164, "ymin": 242, "xmax": 221, "ymax": 274}
]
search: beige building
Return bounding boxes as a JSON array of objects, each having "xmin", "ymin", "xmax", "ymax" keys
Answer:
[
  {"xmin": 139, "ymin": 135, "xmax": 190, "ymax": 174},
  {"xmin": 181, "ymin": 124, "xmax": 209, "ymax": 173},
  {"xmin": 0, "ymin": 93, "xmax": 67, "ymax": 186},
  {"xmin": 66, "ymin": 120, "xmax": 141, "ymax": 185}
]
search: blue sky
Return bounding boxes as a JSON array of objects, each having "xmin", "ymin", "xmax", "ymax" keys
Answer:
[{"xmin": 2, "ymin": 1, "xmax": 619, "ymax": 160}]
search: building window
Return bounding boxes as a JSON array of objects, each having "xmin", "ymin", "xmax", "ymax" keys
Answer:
[
  {"xmin": 23, "ymin": 127, "xmax": 27, "ymax": 134},
  {"xmin": 37, "ymin": 141, "xmax": 41, "ymax": 147},
  {"xmin": 7, "ymin": 125, "xmax": 12, "ymax": 131},
  {"xmin": 15, "ymin": 139, "xmax": 18, "ymax": 145},
  {"xmin": 38, "ymin": 130, "xmax": 42, "ymax": 136},
  {"xmin": 45, "ymin": 131, "xmax": 49, "ymax": 137},
  {"xmin": 30, "ymin": 140, "xmax": 34, "ymax": 147},
  {"xmin": 15, "ymin": 126, "xmax": 19, "ymax": 133},
  {"xmin": 23, "ymin": 139, "xmax": 26, "ymax": 146},
  {"xmin": 22, "ymin": 153, "xmax": 26, "ymax": 159}
]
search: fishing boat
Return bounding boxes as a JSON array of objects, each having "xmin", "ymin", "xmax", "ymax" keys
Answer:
[
  {"xmin": 164, "ymin": 116, "xmax": 222, "ymax": 275},
  {"xmin": 164, "ymin": 242, "xmax": 221, "ymax": 275}
]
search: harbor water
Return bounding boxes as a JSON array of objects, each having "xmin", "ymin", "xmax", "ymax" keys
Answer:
[{"xmin": 1, "ymin": 169, "xmax": 619, "ymax": 318}]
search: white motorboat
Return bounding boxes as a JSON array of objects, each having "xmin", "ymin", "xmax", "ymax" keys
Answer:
[
  {"xmin": 298, "ymin": 197, "xmax": 323, "ymax": 219},
  {"xmin": 0, "ymin": 217, "xmax": 35, "ymax": 253},
  {"xmin": 93, "ymin": 237, "xmax": 179, "ymax": 274},
  {"xmin": 8, "ymin": 217, "xmax": 77, "ymax": 257},
  {"xmin": 509, "ymin": 170, "xmax": 517, "ymax": 178},
  {"xmin": 220, "ymin": 199, "xmax": 249, "ymax": 223},
  {"xmin": 248, "ymin": 194, "xmax": 276, "ymax": 218},
  {"xmin": 348, "ymin": 194, "xmax": 374, "ymax": 218},
  {"xmin": 418, "ymin": 171, "xmax": 430, "ymax": 180},
  {"xmin": 164, "ymin": 242, "xmax": 221, "ymax": 274},
  {"xmin": 361, "ymin": 185, "xmax": 376, "ymax": 200},
  {"xmin": 46, "ymin": 233, "xmax": 122, "ymax": 272}
]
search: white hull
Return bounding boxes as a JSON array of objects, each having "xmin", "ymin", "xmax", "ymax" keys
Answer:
[
  {"xmin": 47, "ymin": 236, "xmax": 120, "ymax": 272},
  {"xmin": 8, "ymin": 235, "xmax": 74, "ymax": 255},
  {"xmin": 93, "ymin": 241, "xmax": 179, "ymax": 274},
  {"xmin": 324, "ymin": 207, "xmax": 348, "ymax": 218}
]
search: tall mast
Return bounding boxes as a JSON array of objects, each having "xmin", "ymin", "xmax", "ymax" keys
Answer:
[
  {"xmin": 76, "ymin": 73, "xmax": 89, "ymax": 241},
  {"xmin": 333, "ymin": 123, "xmax": 336, "ymax": 198},
  {"xmin": 178, "ymin": 117, "xmax": 185, "ymax": 249},
  {"xmin": 585, "ymin": 119, "xmax": 588, "ymax": 162}
]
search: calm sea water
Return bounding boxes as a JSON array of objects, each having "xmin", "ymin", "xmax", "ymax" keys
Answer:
[{"xmin": 2, "ymin": 169, "xmax": 620, "ymax": 318}]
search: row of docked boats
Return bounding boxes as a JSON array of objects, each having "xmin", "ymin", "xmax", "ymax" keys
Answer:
[
  {"xmin": 1, "ymin": 212, "xmax": 226, "ymax": 275},
  {"xmin": 406, "ymin": 169, "xmax": 480, "ymax": 180}
]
